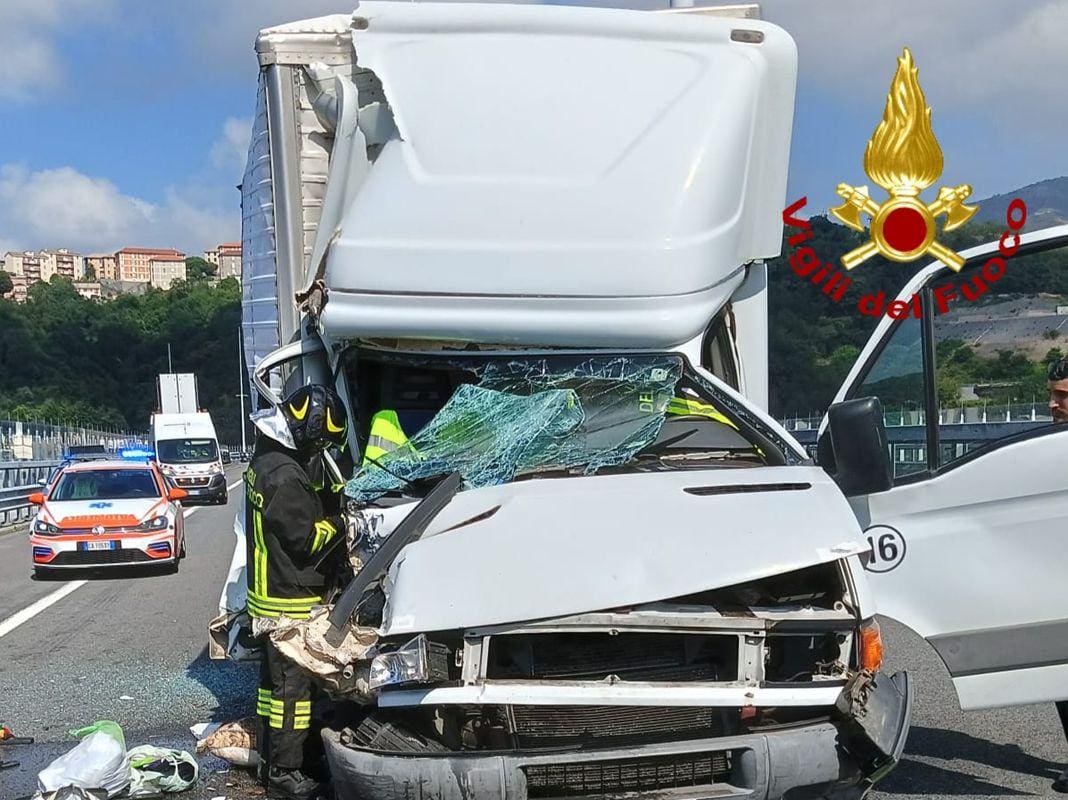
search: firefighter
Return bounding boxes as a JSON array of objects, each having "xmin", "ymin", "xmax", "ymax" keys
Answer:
[{"xmin": 245, "ymin": 383, "xmax": 349, "ymax": 799}]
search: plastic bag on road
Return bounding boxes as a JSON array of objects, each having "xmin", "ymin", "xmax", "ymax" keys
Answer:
[
  {"xmin": 128, "ymin": 745, "xmax": 198, "ymax": 794},
  {"xmin": 37, "ymin": 721, "xmax": 130, "ymax": 798}
]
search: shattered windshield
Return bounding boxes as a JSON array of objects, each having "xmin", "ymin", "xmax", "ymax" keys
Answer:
[{"xmin": 345, "ymin": 353, "xmax": 787, "ymax": 501}]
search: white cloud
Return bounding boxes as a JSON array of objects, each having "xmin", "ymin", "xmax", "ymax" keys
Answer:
[
  {"xmin": 0, "ymin": 112, "xmax": 251, "ymax": 254},
  {"xmin": 0, "ymin": 164, "xmax": 236, "ymax": 255},
  {"xmin": 0, "ymin": 0, "xmax": 114, "ymax": 102},
  {"xmin": 210, "ymin": 116, "xmax": 254, "ymax": 175},
  {"xmin": 761, "ymin": 0, "xmax": 1068, "ymax": 131}
]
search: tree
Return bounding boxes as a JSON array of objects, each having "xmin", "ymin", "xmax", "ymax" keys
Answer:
[
  {"xmin": 0, "ymin": 278, "xmax": 242, "ymax": 441},
  {"xmin": 185, "ymin": 256, "xmax": 217, "ymax": 281},
  {"xmin": 0, "ymin": 270, "xmax": 12, "ymax": 297}
]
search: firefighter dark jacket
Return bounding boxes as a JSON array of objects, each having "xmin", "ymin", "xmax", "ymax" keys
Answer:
[{"xmin": 244, "ymin": 437, "xmax": 343, "ymax": 619}]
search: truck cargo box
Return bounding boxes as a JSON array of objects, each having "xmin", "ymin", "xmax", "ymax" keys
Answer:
[{"xmin": 246, "ymin": 2, "xmax": 795, "ymax": 365}]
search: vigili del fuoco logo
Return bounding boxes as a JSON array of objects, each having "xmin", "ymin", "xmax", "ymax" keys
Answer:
[{"xmin": 782, "ymin": 48, "xmax": 1027, "ymax": 319}]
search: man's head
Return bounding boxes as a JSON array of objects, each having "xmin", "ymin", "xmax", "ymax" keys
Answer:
[
  {"xmin": 1048, "ymin": 358, "xmax": 1068, "ymax": 424},
  {"xmin": 280, "ymin": 384, "xmax": 349, "ymax": 453}
]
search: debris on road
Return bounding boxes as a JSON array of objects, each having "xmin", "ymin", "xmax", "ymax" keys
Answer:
[
  {"xmin": 192, "ymin": 719, "xmax": 259, "ymax": 769},
  {"xmin": 1, "ymin": 723, "xmax": 35, "ymax": 744},
  {"xmin": 128, "ymin": 745, "xmax": 198, "ymax": 795},
  {"xmin": 268, "ymin": 607, "xmax": 376, "ymax": 696},
  {"xmin": 37, "ymin": 721, "xmax": 130, "ymax": 798},
  {"xmin": 30, "ymin": 788, "xmax": 108, "ymax": 800}
]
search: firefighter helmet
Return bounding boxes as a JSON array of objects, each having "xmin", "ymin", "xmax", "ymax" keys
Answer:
[{"xmin": 280, "ymin": 384, "xmax": 348, "ymax": 452}]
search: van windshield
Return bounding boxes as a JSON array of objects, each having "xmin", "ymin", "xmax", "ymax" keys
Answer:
[
  {"xmin": 346, "ymin": 352, "xmax": 797, "ymax": 501},
  {"xmin": 157, "ymin": 438, "xmax": 218, "ymax": 464}
]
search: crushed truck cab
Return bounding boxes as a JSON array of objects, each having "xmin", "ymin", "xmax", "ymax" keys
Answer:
[{"xmin": 239, "ymin": 3, "xmax": 913, "ymax": 798}]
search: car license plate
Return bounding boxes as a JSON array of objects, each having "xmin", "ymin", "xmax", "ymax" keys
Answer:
[{"xmin": 82, "ymin": 540, "xmax": 116, "ymax": 551}]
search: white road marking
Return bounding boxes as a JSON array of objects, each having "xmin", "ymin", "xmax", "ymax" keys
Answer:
[
  {"xmin": 227, "ymin": 478, "xmax": 244, "ymax": 492},
  {"xmin": 0, "ymin": 579, "xmax": 87, "ymax": 639},
  {"xmin": 0, "ymin": 477, "xmax": 242, "ymax": 640}
]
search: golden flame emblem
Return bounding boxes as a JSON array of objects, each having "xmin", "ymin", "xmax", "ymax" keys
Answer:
[{"xmin": 831, "ymin": 48, "xmax": 977, "ymax": 271}]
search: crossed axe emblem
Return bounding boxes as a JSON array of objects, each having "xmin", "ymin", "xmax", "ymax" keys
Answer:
[{"xmin": 832, "ymin": 183, "xmax": 978, "ymax": 272}]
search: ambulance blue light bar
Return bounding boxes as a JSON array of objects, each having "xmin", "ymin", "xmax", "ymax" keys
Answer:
[{"xmin": 119, "ymin": 447, "xmax": 156, "ymax": 461}]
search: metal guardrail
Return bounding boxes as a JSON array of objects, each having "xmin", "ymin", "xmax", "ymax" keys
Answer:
[
  {"xmin": 780, "ymin": 403, "xmax": 1054, "ymax": 432},
  {"xmin": 0, "ymin": 460, "xmax": 58, "ymax": 529}
]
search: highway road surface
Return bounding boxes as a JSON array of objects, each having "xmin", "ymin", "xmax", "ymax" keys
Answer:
[{"xmin": 1, "ymin": 462, "xmax": 1066, "ymax": 798}]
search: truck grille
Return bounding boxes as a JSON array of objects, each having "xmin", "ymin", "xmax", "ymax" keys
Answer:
[
  {"xmin": 511, "ymin": 705, "xmax": 729, "ymax": 749},
  {"xmin": 522, "ymin": 751, "xmax": 732, "ymax": 798},
  {"xmin": 176, "ymin": 477, "xmax": 210, "ymax": 487},
  {"xmin": 488, "ymin": 633, "xmax": 736, "ymax": 682}
]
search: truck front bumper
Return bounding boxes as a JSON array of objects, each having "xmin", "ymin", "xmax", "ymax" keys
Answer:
[
  {"xmin": 177, "ymin": 474, "xmax": 228, "ymax": 505},
  {"xmin": 324, "ymin": 671, "xmax": 911, "ymax": 800}
]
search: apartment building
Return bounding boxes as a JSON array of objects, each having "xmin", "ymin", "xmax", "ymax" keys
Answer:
[
  {"xmin": 116, "ymin": 247, "xmax": 184, "ymax": 282},
  {"xmin": 149, "ymin": 255, "xmax": 188, "ymax": 290},
  {"xmin": 42, "ymin": 249, "xmax": 85, "ymax": 281},
  {"xmin": 85, "ymin": 253, "xmax": 118, "ymax": 281},
  {"xmin": 216, "ymin": 242, "xmax": 242, "ymax": 281}
]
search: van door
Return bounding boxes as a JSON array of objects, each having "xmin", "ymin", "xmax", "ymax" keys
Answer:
[{"xmin": 826, "ymin": 227, "xmax": 1068, "ymax": 710}]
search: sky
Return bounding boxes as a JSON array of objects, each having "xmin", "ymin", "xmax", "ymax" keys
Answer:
[{"xmin": 0, "ymin": 0, "xmax": 1065, "ymax": 256}]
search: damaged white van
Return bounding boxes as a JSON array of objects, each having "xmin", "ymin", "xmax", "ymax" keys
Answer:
[{"xmin": 234, "ymin": 3, "xmax": 923, "ymax": 798}]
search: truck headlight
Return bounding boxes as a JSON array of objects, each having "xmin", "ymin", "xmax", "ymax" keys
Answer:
[
  {"xmin": 209, "ymin": 463, "xmax": 224, "ymax": 475},
  {"xmin": 369, "ymin": 635, "xmax": 450, "ymax": 691},
  {"xmin": 159, "ymin": 464, "xmax": 175, "ymax": 475},
  {"xmin": 33, "ymin": 519, "xmax": 61, "ymax": 536}
]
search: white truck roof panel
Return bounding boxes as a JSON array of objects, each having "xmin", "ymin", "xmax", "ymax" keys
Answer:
[{"xmin": 319, "ymin": 2, "xmax": 796, "ymax": 347}]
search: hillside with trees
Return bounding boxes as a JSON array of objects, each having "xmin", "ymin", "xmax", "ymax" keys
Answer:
[
  {"xmin": 764, "ymin": 213, "xmax": 1064, "ymax": 418},
  {"xmin": 0, "ymin": 277, "xmax": 244, "ymax": 443},
  {"xmin": 2, "ymin": 200, "xmax": 1064, "ymax": 440}
]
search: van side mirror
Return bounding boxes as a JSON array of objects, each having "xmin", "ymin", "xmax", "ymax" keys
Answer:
[
  {"xmin": 818, "ymin": 397, "xmax": 893, "ymax": 497},
  {"xmin": 28, "ymin": 492, "xmax": 45, "ymax": 505},
  {"xmin": 168, "ymin": 487, "xmax": 189, "ymax": 501}
]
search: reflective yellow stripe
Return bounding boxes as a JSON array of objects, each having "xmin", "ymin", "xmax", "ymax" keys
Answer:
[
  {"xmin": 248, "ymin": 590, "xmax": 321, "ymax": 609},
  {"xmin": 362, "ymin": 410, "xmax": 408, "ymax": 466},
  {"xmin": 253, "ymin": 509, "xmax": 268, "ymax": 600},
  {"xmin": 247, "ymin": 590, "xmax": 320, "ymax": 620},
  {"xmin": 310, "ymin": 519, "xmax": 337, "ymax": 555},
  {"xmin": 294, "ymin": 701, "xmax": 312, "ymax": 713},
  {"xmin": 268, "ymin": 715, "xmax": 284, "ymax": 729},
  {"xmin": 666, "ymin": 397, "xmax": 738, "ymax": 429},
  {"xmin": 293, "ymin": 717, "xmax": 311, "ymax": 730}
]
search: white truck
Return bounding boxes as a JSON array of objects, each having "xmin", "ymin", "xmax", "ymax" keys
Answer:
[
  {"xmin": 239, "ymin": 3, "xmax": 1068, "ymax": 798},
  {"xmin": 152, "ymin": 374, "xmax": 227, "ymax": 505}
]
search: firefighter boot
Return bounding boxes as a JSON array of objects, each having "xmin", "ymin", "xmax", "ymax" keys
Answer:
[{"xmin": 266, "ymin": 766, "xmax": 326, "ymax": 799}]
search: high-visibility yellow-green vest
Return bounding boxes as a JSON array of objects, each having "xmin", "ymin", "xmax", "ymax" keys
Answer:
[
  {"xmin": 362, "ymin": 409, "xmax": 409, "ymax": 467},
  {"xmin": 666, "ymin": 396, "xmax": 738, "ymax": 430}
]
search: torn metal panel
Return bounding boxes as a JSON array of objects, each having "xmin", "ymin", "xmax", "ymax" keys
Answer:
[
  {"xmin": 268, "ymin": 607, "xmax": 378, "ymax": 697},
  {"xmin": 377, "ymin": 467, "xmax": 868, "ymax": 635}
]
